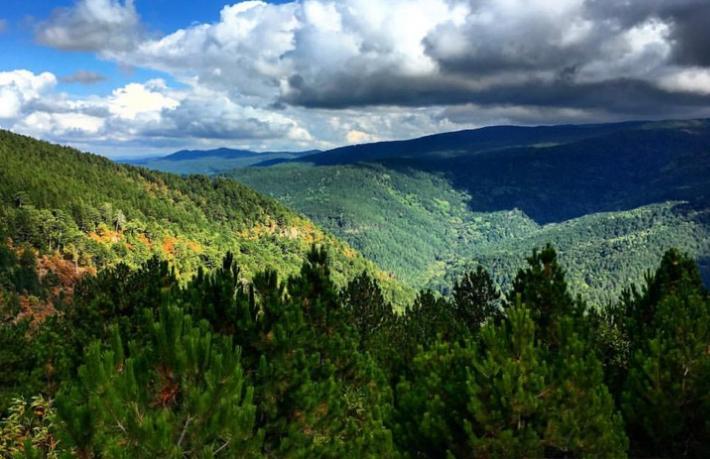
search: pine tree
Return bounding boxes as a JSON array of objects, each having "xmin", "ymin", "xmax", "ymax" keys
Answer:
[
  {"xmin": 467, "ymin": 303, "xmax": 627, "ymax": 458},
  {"xmin": 253, "ymin": 246, "xmax": 396, "ymax": 457},
  {"xmin": 466, "ymin": 305, "xmax": 547, "ymax": 457},
  {"xmin": 506, "ymin": 245, "xmax": 582, "ymax": 349},
  {"xmin": 452, "ymin": 266, "xmax": 500, "ymax": 334},
  {"xmin": 54, "ymin": 304, "xmax": 262, "ymax": 458},
  {"xmin": 181, "ymin": 252, "xmax": 259, "ymax": 366},
  {"xmin": 394, "ymin": 340, "xmax": 477, "ymax": 457},
  {"xmin": 621, "ymin": 249, "xmax": 710, "ymax": 458},
  {"xmin": 341, "ymin": 271, "xmax": 395, "ymax": 352}
]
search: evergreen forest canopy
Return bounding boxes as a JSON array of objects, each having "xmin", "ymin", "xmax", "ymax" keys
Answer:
[
  {"xmin": 0, "ymin": 240, "xmax": 708, "ymax": 457},
  {"xmin": 228, "ymin": 119, "xmax": 710, "ymax": 303}
]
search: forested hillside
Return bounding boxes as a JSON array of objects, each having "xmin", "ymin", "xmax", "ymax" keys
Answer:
[
  {"xmin": 1, "ymin": 242, "xmax": 708, "ymax": 457},
  {"xmin": 0, "ymin": 128, "xmax": 707, "ymax": 458},
  {"xmin": 0, "ymin": 130, "xmax": 405, "ymax": 300},
  {"xmin": 231, "ymin": 119, "xmax": 710, "ymax": 303}
]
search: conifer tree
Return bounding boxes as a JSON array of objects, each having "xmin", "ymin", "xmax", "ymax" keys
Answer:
[
  {"xmin": 253, "ymin": 246, "xmax": 395, "ymax": 457},
  {"xmin": 621, "ymin": 249, "xmax": 710, "ymax": 458},
  {"xmin": 54, "ymin": 305, "xmax": 262, "ymax": 458},
  {"xmin": 452, "ymin": 266, "xmax": 500, "ymax": 334},
  {"xmin": 182, "ymin": 252, "xmax": 260, "ymax": 366},
  {"xmin": 467, "ymin": 304, "xmax": 627, "ymax": 458},
  {"xmin": 506, "ymin": 245, "xmax": 582, "ymax": 348},
  {"xmin": 394, "ymin": 340, "xmax": 477, "ymax": 457},
  {"xmin": 341, "ymin": 271, "xmax": 395, "ymax": 352}
]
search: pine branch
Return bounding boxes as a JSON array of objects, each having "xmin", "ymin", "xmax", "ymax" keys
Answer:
[
  {"xmin": 213, "ymin": 440, "xmax": 230, "ymax": 455},
  {"xmin": 177, "ymin": 415, "xmax": 193, "ymax": 448}
]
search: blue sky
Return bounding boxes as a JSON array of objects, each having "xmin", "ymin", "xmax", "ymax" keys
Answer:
[
  {"xmin": 1, "ymin": 0, "xmax": 709, "ymax": 157},
  {"xmin": 0, "ymin": 1, "xmax": 245, "ymax": 96}
]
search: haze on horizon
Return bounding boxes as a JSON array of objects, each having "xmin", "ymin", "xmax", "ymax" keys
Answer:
[{"xmin": 1, "ymin": 0, "xmax": 709, "ymax": 157}]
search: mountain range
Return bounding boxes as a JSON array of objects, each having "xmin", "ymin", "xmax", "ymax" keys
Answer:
[
  {"xmin": 124, "ymin": 147, "xmax": 318, "ymax": 175},
  {"xmin": 224, "ymin": 119, "xmax": 710, "ymax": 303}
]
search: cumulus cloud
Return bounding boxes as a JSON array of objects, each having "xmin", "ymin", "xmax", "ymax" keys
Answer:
[
  {"xmin": 36, "ymin": 0, "xmax": 142, "ymax": 52},
  {"xmin": 0, "ymin": 69, "xmax": 318, "ymax": 155},
  {"xmin": 60, "ymin": 70, "xmax": 106, "ymax": 85},
  {"xmin": 24, "ymin": 0, "xmax": 710, "ymax": 154},
  {"xmin": 108, "ymin": 80, "xmax": 180, "ymax": 120},
  {"xmin": 0, "ymin": 70, "xmax": 57, "ymax": 119},
  {"xmin": 94, "ymin": 0, "xmax": 710, "ymax": 118}
]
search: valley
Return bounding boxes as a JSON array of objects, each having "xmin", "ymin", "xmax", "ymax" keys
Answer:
[{"xmin": 226, "ymin": 120, "xmax": 710, "ymax": 304}]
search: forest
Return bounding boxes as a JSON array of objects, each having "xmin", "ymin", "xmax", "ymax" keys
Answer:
[
  {"xmin": 0, "ymin": 130, "xmax": 407, "ymax": 302},
  {"xmin": 0, "ymin": 241, "xmax": 708, "ymax": 458},
  {"xmin": 131, "ymin": 120, "xmax": 710, "ymax": 305},
  {"xmin": 0, "ymin": 128, "xmax": 708, "ymax": 458}
]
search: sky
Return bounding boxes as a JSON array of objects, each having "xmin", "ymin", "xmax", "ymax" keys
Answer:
[{"xmin": 1, "ymin": 0, "xmax": 710, "ymax": 158}]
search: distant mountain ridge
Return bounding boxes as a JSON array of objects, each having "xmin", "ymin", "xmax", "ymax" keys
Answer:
[
  {"xmin": 126, "ymin": 147, "xmax": 320, "ymax": 174},
  {"xmin": 257, "ymin": 120, "xmax": 650, "ymax": 166},
  {"xmin": 259, "ymin": 118, "xmax": 710, "ymax": 223}
]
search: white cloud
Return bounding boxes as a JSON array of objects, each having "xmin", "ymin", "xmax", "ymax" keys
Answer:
[
  {"xmin": 98, "ymin": 0, "xmax": 709, "ymax": 111},
  {"xmin": 36, "ymin": 0, "xmax": 141, "ymax": 52},
  {"xmin": 108, "ymin": 80, "xmax": 180, "ymax": 120},
  {"xmin": 659, "ymin": 68, "xmax": 710, "ymax": 95},
  {"xmin": 0, "ymin": 70, "xmax": 57, "ymax": 119},
  {"xmin": 20, "ymin": 0, "xmax": 710, "ymax": 155},
  {"xmin": 18, "ymin": 112, "xmax": 105, "ymax": 136},
  {"xmin": 346, "ymin": 129, "xmax": 379, "ymax": 144},
  {"xmin": 0, "ymin": 69, "xmax": 321, "ymax": 156}
]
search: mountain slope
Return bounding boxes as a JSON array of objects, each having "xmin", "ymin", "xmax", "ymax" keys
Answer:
[
  {"xmin": 0, "ymin": 130, "xmax": 407, "ymax": 300},
  {"xmin": 230, "ymin": 119, "xmax": 710, "ymax": 303},
  {"xmin": 274, "ymin": 119, "xmax": 710, "ymax": 223}
]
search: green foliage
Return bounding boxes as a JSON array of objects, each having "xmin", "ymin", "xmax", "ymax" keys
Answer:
[
  {"xmin": 394, "ymin": 341, "xmax": 477, "ymax": 457},
  {"xmin": 394, "ymin": 248, "xmax": 628, "ymax": 459},
  {"xmin": 251, "ymin": 247, "xmax": 395, "ymax": 457},
  {"xmin": 468, "ymin": 304, "xmax": 627, "ymax": 458},
  {"xmin": 1, "ymin": 235, "xmax": 707, "ymax": 457},
  {"xmin": 0, "ymin": 129, "xmax": 408, "ymax": 302},
  {"xmin": 0, "ymin": 395, "xmax": 59, "ymax": 458},
  {"xmin": 506, "ymin": 245, "xmax": 583, "ymax": 348},
  {"xmin": 618, "ymin": 250, "xmax": 710, "ymax": 458},
  {"xmin": 233, "ymin": 163, "xmax": 710, "ymax": 306},
  {"xmin": 452, "ymin": 266, "xmax": 500, "ymax": 333},
  {"xmin": 55, "ymin": 305, "xmax": 261, "ymax": 458},
  {"xmin": 341, "ymin": 271, "xmax": 396, "ymax": 352}
]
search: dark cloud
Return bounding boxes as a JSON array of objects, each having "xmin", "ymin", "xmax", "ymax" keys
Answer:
[
  {"xmin": 282, "ymin": 71, "xmax": 710, "ymax": 118},
  {"xmin": 60, "ymin": 70, "xmax": 106, "ymax": 85},
  {"xmin": 664, "ymin": 5, "xmax": 710, "ymax": 67},
  {"xmin": 277, "ymin": 0, "xmax": 710, "ymax": 117},
  {"xmin": 585, "ymin": 0, "xmax": 710, "ymax": 67}
]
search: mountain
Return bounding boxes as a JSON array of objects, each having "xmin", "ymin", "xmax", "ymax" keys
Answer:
[
  {"xmin": 125, "ymin": 147, "xmax": 319, "ymax": 175},
  {"xmin": 2, "ymin": 130, "xmax": 708, "ymax": 459},
  {"xmin": 0, "ymin": 130, "xmax": 407, "ymax": 301},
  {"xmin": 261, "ymin": 120, "xmax": 647, "ymax": 167},
  {"xmin": 230, "ymin": 119, "xmax": 710, "ymax": 303}
]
